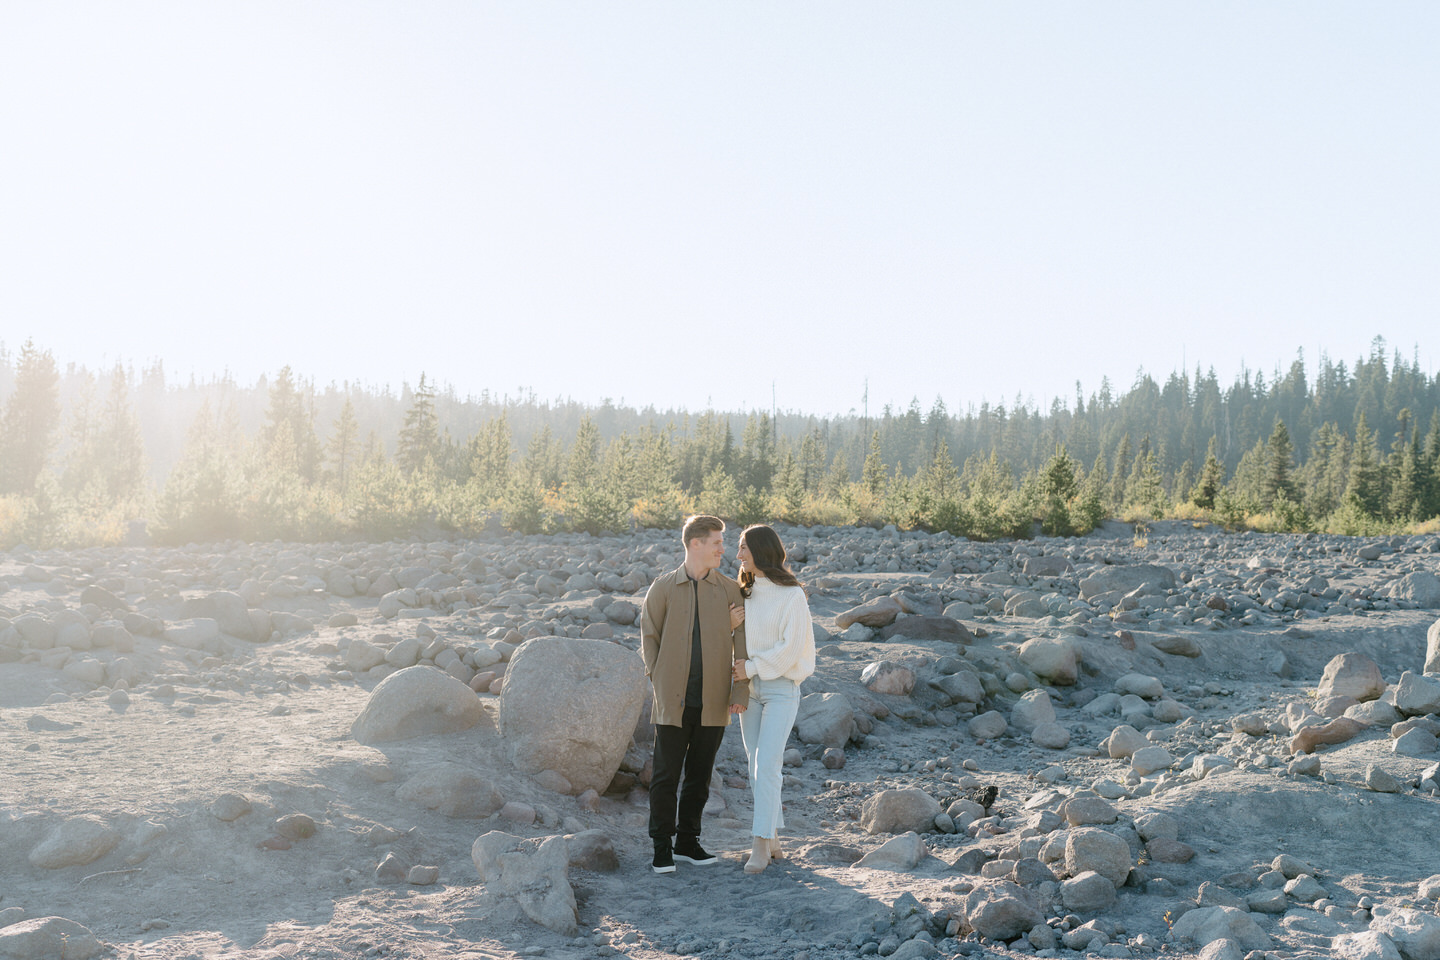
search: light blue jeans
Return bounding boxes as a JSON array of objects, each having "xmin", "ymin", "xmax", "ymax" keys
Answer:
[{"xmin": 739, "ymin": 677, "xmax": 801, "ymax": 839}]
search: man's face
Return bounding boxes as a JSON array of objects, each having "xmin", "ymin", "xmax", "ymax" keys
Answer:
[{"xmin": 687, "ymin": 530, "xmax": 726, "ymax": 573}]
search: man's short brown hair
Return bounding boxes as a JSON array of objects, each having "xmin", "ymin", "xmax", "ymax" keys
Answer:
[{"xmin": 682, "ymin": 514, "xmax": 725, "ymax": 547}]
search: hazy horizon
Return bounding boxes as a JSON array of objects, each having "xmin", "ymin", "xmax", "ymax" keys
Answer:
[{"xmin": 3, "ymin": 4, "xmax": 1437, "ymax": 416}]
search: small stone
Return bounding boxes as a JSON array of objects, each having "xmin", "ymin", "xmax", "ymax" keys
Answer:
[
  {"xmin": 375, "ymin": 852, "xmax": 408, "ymax": 882},
  {"xmin": 211, "ymin": 793, "xmax": 253, "ymax": 822},
  {"xmin": 822, "ymin": 747, "xmax": 846, "ymax": 770},
  {"xmin": 275, "ymin": 814, "xmax": 317, "ymax": 840},
  {"xmin": 1061, "ymin": 871, "xmax": 1116, "ymax": 912},
  {"xmin": 500, "ymin": 802, "xmax": 537, "ymax": 825},
  {"xmin": 1365, "ymin": 764, "xmax": 1402, "ymax": 793},
  {"xmin": 407, "ymin": 865, "xmax": 440, "ymax": 885}
]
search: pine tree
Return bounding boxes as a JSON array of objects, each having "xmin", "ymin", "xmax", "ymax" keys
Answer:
[
  {"xmin": 397, "ymin": 374, "xmax": 440, "ymax": 473},
  {"xmin": 861, "ymin": 431, "xmax": 886, "ymax": 498},
  {"xmin": 262, "ymin": 366, "xmax": 320, "ymax": 481},
  {"xmin": 329, "ymin": 398, "xmax": 360, "ymax": 496},
  {"xmin": 1109, "ymin": 433, "xmax": 1133, "ymax": 510},
  {"xmin": 1191, "ymin": 438, "xmax": 1224, "ymax": 509},
  {"xmin": 0, "ymin": 340, "xmax": 61, "ymax": 493},
  {"xmin": 1344, "ymin": 411, "xmax": 1384, "ymax": 517},
  {"xmin": 467, "ymin": 413, "xmax": 512, "ymax": 504},
  {"xmin": 1261, "ymin": 417, "xmax": 1296, "ymax": 510},
  {"xmin": 1039, "ymin": 445, "xmax": 1079, "ymax": 535}
]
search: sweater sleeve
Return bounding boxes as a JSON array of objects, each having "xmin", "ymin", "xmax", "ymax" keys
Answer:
[{"xmin": 747, "ymin": 589, "xmax": 813, "ymax": 681}]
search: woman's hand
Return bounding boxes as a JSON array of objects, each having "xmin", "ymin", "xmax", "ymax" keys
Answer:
[
  {"xmin": 729, "ymin": 602, "xmax": 746, "ymax": 630},
  {"xmin": 732, "ymin": 659, "xmax": 749, "ymax": 682}
]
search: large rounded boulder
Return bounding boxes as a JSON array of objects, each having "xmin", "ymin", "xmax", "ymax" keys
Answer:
[
  {"xmin": 499, "ymin": 637, "xmax": 645, "ymax": 795},
  {"xmin": 351, "ymin": 665, "xmax": 485, "ymax": 745}
]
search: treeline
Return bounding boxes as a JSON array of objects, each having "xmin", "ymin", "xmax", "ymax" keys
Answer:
[{"xmin": 0, "ymin": 337, "xmax": 1437, "ymax": 547}]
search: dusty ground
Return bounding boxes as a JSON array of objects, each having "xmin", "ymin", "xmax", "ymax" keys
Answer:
[{"xmin": 3, "ymin": 523, "xmax": 1440, "ymax": 960}]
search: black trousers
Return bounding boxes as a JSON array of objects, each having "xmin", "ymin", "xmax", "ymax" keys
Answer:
[{"xmin": 648, "ymin": 706, "xmax": 725, "ymax": 842}]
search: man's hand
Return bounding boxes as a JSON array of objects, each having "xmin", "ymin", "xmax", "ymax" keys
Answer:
[{"xmin": 729, "ymin": 703, "xmax": 746, "ymax": 715}]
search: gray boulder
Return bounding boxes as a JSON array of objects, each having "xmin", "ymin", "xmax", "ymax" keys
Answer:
[
  {"xmin": 856, "ymin": 831, "xmax": 927, "ymax": 870},
  {"xmin": 1395, "ymin": 672, "xmax": 1440, "ymax": 718},
  {"xmin": 835, "ymin": 597, "xmax": 903, "ymax": 630},
  {"xmin": 0, "ymin": 917, "xmax": 106, "ymax": 960},
  {"xmin": 1064, "ymin": 828, "xmax": 1130, "ymax": 888},
  {"xmin": 1390, "ymin": 571, "xmax": 1440, "ymax": 608},
  {"xmin": 1319, "ymin": 652, "xmax": 1386, "ymax": 702},
  {"xmin": 1332, "ymin": 931, "xmax": 1402, "ymax": 960},
  {"xmin": 351, "ymin": 666, "xmax": 485, "ymax": 745},
  {"xmin": 1018, "ymin": 637, "xmax": 1078, "ymax": 685},
  {"xmin": 1371, "ymin": 908, "xmax": 1440, "ymax": 960},
  {"xmin": 861, "ymin": 660, "xmax": 916, "ymax": 696},
  {"xmin": 861, "ymin": 788, "xmax": 942, "ymax": 835},
  {"xmin": 1170, "ymin": 907, "xmax": 1271, "ymax": 952},
  {"xmin": 878, "ymin": 616, "xmax": 973, "ymax": 644},
  {"xmin": 796, "ymin": 692, "xmax": 857, "ymax": 747},
  {"xmin": 499, "ymin": 637, "xmax": 645, "ymax": 795},
  {"xmin": 1010, "ymin": 690, "xmax": 1056, "ymax": 734},
  {"xmin": 396, "ymin": 764, "xmax": 504, "ymax": 818},
  {"xmin": 471, "ymin": 832, "xmax": 578, "ymax": 936},
  {"xmin": 960, "ymin": 880, "xmax": 1043, "ymax": 941},
  {"xmin": 1022, "ymin": 556, "xmax": 1074, "ymax": 577},
  {"xmin": 1078, "ymin": 564, "xmax": 1176, "ymax": 602},
  {"xmin": 27, "ymin": 817, "xmax": 119, "ymax": 869},
  {"xmin": 1061, "ymin": 870, "xmax": 1116, "ymax": 912}
]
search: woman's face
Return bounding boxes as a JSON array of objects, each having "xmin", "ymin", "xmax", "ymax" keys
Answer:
[{"xmin": 737, "ymin": 537, "xmax": 753, "ymax": 574}]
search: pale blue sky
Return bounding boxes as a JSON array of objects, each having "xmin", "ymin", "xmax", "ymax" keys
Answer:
[{"xmin": 2, "ymin": 3, "xmax": 1436, "ymax": 416}]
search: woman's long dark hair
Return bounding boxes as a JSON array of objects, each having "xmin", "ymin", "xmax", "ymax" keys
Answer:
[{"xmin": 738, "ymin": 524, "xmax": 801, "ymax": 597}]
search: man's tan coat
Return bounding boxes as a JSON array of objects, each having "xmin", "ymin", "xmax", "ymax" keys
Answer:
[{"xmin": 640, "ymin": 565, "xmax": 749, "ymax": 726}]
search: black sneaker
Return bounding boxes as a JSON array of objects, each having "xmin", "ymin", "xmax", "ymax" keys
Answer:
[
  {"xmin": 652, "ymin": 840, "xmax": 675, "ymax": 874},
  {"xmin": 673, "ymin": 836, "xmax": 717, "ymax": 866}
]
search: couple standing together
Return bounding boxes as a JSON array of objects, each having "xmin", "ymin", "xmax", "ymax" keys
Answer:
[{"xmin": 639, "ymin": 515, "xmax": 815, "ymax": 875}]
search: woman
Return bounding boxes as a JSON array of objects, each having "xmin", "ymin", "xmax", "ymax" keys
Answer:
[{"xmin": 728, "ymin": 524, "xmax": 815, "ymax": 875}]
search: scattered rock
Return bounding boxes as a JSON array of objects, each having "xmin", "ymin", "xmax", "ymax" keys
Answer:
[
  {"xmin": 1170, "ymin": 906, "xmax": 1272, "ymax": 951},
  {"xmin": 1292, "ymin": 716, "xmax": 1366, "ymax": 754},
  {"xmin": 1010, "ymin": 689, "xmax": 1056, "ymax": 734},
  {"xmin": 0, "ymin": 917, "xmax": 106, "ymax": 960},
  {"xmin": 796, "ymin": 692, "xmax": 857, "ymax": 747},
  {"xmin": 351, "ymin": 666, "xmax": 485, "ymax": 745},
  {"xmin": 564, "ymin": 830, "xmax": 619, "ymax": 872},
  {"xmin": 856, "ymin": 831, "xmax": 927, "ymax": 870},
  {"xmin": 1065, "ymin": 828, "xmax": 1131, "ymax": 888},
  {"xmin": 1318, "ymin": 652, "xmax": 1386, "ymax": 702},
  {"xmin": 1332, "ymin": 930, "xmax": 1402, "ymax": 960},
  {"xmin": 395, "ymin": 764, "xmax": 505, "ymax": 818},
  {"xmin": 835, "ymin": 597, "xmax": 903, "ymax": 630},
  {"xmin": 861, "ymin": 660, "xmax": 916, "ymax": 696},
  {"xmin": 960, "ymin": 880, "xmax": 1044, "ymax": 941},
  {"xmin": 861, "ymin": 788, "xmax": 943, "ymax": 835},
  {"xmin": 27, "ymin": 817, "xmax": 119, "ymax": 869},
  {"xmin": 1017, "ymin": 637, "xmax": 1079, "ymax": 686},
  {"xmin": 498, "ymin": 637, "xmax": 645, "ymax": 795},
  {"xmin": 1061, "ymin": 870, "xmax": 1117, "ymax": 912},
  {"xmin": 470, "ymin": 832, "xmax": 578, "ymax": 936},
  {"xmin": 1370, "ymin": 908, "xmax": 1440, "ymax": 960}
]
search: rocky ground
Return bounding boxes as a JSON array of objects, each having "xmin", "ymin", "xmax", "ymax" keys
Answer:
[{"xmin": 3, "ymin": 520, "xmax": 1440, "ymax": 960}]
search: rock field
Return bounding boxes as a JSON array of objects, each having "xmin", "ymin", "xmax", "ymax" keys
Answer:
[{"xmin": 4, "ymin": 519, "xmax": 1440, "ymax": 960}]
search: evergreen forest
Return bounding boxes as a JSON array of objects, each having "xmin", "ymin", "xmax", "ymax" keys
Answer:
[{"xmin": 1, "ymin": 337, "xmax": 1438, "ymax": 548}]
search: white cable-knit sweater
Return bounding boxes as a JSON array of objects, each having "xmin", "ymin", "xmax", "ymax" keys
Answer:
[{"xmin": 741, "ymin": 577, "xmax": 815, "ymax": 683}]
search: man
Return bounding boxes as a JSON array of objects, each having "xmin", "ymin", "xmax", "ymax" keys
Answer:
[{"xmin": 640, "ymin": 514, "xmax": 749, "ymax": 874}]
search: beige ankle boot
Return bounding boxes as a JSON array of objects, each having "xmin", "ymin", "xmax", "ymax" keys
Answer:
[
  {"xmin": 768, "ymin": 837, "xmax": 785, "ymax": 861},
  {"xmin": 744, "ymin": 837, "xmax": 769, "ymax": 874}
]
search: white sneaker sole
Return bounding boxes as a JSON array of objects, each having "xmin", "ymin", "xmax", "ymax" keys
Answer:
[{"xmin": 652, "ymin": 863, "xmax": 676, "ymax": 874}]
